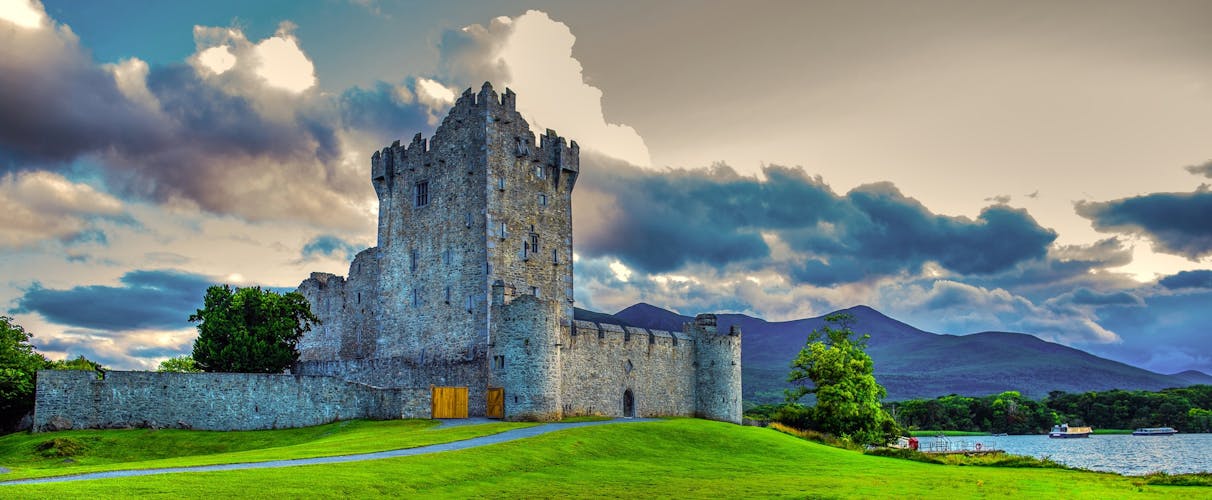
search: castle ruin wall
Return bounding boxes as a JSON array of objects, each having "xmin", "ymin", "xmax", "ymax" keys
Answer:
[{"xmin": 33, "ymin": 370, "xmax": 429, "ymax": 432}]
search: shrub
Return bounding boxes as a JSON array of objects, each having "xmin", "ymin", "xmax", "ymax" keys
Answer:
[{"xmin": 35, "ymin": 437, "xmax": 88, "ymax": 458}]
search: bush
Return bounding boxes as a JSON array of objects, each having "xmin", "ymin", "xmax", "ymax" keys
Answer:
[{"xmin": 35, "ymin": 437, "xmax": 88, "ymax": 458}]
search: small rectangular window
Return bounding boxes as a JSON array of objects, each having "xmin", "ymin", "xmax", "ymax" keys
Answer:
[
  {"xmin": 466, "ymin": 295, "xmax": 474, "ymax": 312},
  {"xmin": 538, "ymin": 193, "xmax": 547, "ymax": 206},
  {"xmin": 522, "ymin": 241, "xmax": 530, "ymax": 260},
  {"xmin": 531, "ymin": 286, "xmax": 540, "ymax": 298},
  {"xmin": 465, "ymin": 212, "xmax": 473, "ymax": 228},
  {"xmin": 415, "ymin": 181, "xmax": 429, "ymax": 207},
  {"xmin": 443, "ymin": 248, "xmax": 451, "ymax": 264},
  {"xmin": 500, "ymin": 222, "xmax": 508, "ymax": 239},
  {"xmin": 410, "ymin": 249, "xmax": 418, "ymax": 272},
  {"xmin": 498, "ymin": 177, "xmax": 506, "ymax": 191},
  {"xmin": 445, "ymin": 286, "xmax": 451, "ymax": 303},
  {"xmin": 535, "ymin": 165, "xmax": 544, "ymax": 179},
  {"xmin": 530, "ymin": 233, "xmax": 539, "ymax": 253}
]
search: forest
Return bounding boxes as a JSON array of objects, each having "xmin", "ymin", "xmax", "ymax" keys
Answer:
[{"xmin": 891, "ymin": 385, "xmax": 1212, "ymax": 434}]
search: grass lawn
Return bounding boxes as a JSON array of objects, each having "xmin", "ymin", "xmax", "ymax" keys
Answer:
[
  {"xmin": 0, "ymin": 419, "xmax": 533, "ymax": 480},
  {"xmin": 0, "ymin": 419, "xmax": 1204, "ymax": 498}
]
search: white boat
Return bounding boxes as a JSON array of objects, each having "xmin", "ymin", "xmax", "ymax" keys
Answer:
[
  {"xmin": 1049, "ymin": 424, "xmax": 1092, "ymax": 438},
  {"xmin": 1132, "ymin": 427, "xmax": 1178, "ymax": 436}
]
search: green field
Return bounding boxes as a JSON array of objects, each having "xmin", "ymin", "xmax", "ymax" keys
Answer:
[
  {"xmin": 0, "ymin": 419, "xmax": 533, "ymax": 480},
  {"xmin": 0, "ymin": 419, "xmax": 1205, "ymax": 498}
]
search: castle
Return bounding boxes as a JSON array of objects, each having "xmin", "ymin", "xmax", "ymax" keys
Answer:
[
  {"xmin": 31, "ymin": 83, "xmax": 740, "ymax": 431},
  {"xmin": 295, "ymin": 83, "xmax": 741, "ymax": 422}
]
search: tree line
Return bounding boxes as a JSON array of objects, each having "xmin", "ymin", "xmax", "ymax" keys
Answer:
[{"xmin": 893, "ymin": 386, "xmax": 1212, "ymax": 434}]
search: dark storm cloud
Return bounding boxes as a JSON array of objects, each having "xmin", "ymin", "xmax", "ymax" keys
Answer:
[
  {"xmin": 576, "ymin": 153, "xmax": 1056, "ymax": 285},
  {"xmin": 1186, "ymin": 160, "xmax": 1212, "ymax": 178},
  {"xmin": 301, "ymin": 234, "xmax": 361, "ymax": 260},
  {"xmin": 12, "ymin": 269, "xmax": 212, "ymax": 331},
  {"xmin": 339, "ymin": 81, "xmax": 434, "ymax": 143},
  {"xmin": 0, "ymin": 23, "xmax": 161, "ymax": 167},
  {"xmin": 1056, "ymin": 287, "xmax": 1144, "ymax": 307},
  {"xmin": 1159, "ymin": 270, "xmax": 1212, "ymax": 290},
  {"xmin": 1076, "ymin": 187, "xmax": 1212, "ymax": 260},
  {"xmin": 0, "ymin": 18, "xmax": 414, "ymax": 228}
]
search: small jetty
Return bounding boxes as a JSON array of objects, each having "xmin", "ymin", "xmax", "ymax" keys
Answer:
[{"xmin": 916, "ymin": 435, "xmax": 1004, "ymax": 455}]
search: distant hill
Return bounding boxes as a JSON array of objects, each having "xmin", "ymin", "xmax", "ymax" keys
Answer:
[
  {"xmin": 1169, "ymin": 370, "xmax": 1212, "ymax": 386},
  {"xmin": 575, "ymin": 303, "xmax": 1203, "ymax": 403}
]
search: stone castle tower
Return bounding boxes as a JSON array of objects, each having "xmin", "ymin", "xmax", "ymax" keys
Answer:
[{"xmin": 297, "ymin": 83, "xmax": 741, "ymax": 422}]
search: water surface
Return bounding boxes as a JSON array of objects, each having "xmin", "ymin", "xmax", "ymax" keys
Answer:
[{"xmin": 918, "ymin": 433, "xmax": 1212, "ymax": 476}]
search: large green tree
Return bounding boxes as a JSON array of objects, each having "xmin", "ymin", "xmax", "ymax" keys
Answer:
[
  {"xmin": 190, "ymin": 285, "xmax": 319, "ymax": 373},
  {"xmin": 0, "ymin": 316, "xmax": 50, "ymax": 430},
  {"xmin": 785, "ymin": 313, "xmax": 899, "ymax": 445}
]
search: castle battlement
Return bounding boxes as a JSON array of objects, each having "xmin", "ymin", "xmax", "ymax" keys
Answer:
[{"xmin": 300, "ymin": 84, "xmax": 739, "ymax": 423}]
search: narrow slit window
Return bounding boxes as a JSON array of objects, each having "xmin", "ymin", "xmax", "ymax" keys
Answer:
[
  {"xmin": 410, "ymin": 249, "xmax": 418, "ymax": 272},
  {"xmin": 444, "ymin": 286, "xmax": 451, "ymax": 303},
  {"xmin": 498, "ymin": 177, "xmax": 506, "ymax": 191},
  {"xmin": 500, "ymin": 222, "xmax": 508, "ymax": 239},
  {"xmin": 412, "ymin": 288, "xmax": 420, "ymax": 307},
  {"xmin": 414, "ymin": 181, "xmax": 429, "ymax": 207},
  {"xmin": 465, "ymin": 212, "xmax": 473, "ymax": 228},
  {"xmin": 552, "ymin": 249, "xmax": 559, "ymax": 265}
]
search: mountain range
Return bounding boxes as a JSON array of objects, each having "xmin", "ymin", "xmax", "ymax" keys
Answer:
[{"xmin": 574, "ymin": 303, "xmax": 1212, "ymax": 403}]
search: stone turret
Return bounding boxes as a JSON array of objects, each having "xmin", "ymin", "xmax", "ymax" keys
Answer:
[
  {"xmin": 689, "ymin": 314, "xmax": 742, "ymax": 423},
  {"xmin": 491, "ymin": 285, "xmax": 563, "ymax": 421}
]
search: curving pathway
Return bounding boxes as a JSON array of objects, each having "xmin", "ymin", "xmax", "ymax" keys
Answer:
[{"xmin": 0, "ymin": 418, "xmax": 658, "ymax": 486}]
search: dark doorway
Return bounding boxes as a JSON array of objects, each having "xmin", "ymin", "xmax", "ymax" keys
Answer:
[{"xmin": 623, "ymin": 389, "xmax": 635, "ymax": 418}]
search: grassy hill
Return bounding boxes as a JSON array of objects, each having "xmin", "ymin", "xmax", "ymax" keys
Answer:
[
  {"xmin": 0, "ymin": 419, "xmax": 1201, "ymax": 498},
  {"xmin": 593, "ymin": 303, "xmax": 1204, "ymax": 402}
]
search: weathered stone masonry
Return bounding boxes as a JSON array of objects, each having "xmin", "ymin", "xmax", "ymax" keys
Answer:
[
  {"xmin": 33, "ymin": 83, "xmax": 742, "ymax": 431},
  {"xmin": 34, "ymin": 370, "xmax": 427, "ymax": 432},
  {"xmin": 295, "ymin": 83, "xmax": 742, "ymax": 423}
]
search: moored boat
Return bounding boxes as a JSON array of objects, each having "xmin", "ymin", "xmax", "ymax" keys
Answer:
[
  {"xmin": 1049, "ymin": 424, "xmax": 1092, "ymax": 438},
  {"xmin": 1132, "ymin": 427, "xmax": 1178, "ymax": 436}
]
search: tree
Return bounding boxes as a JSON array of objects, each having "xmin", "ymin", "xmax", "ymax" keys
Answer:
[
  {"xmin": 0, "ymin": 316, "xmax": 50, "ymax": 431},
  {"xmin": 785, "ymin": 313, "xmax": 900, "ymax": 445},
  {"xmin": 157, "ymin": 355, "xmax": 201, "ymax": 373},
  {"xmin": 190, "ymin": 285, "xmax": 319, "ymax": 373},
  {"xmin": 48, "ymin": 354, "xmax": 106, "ymax": 378}
]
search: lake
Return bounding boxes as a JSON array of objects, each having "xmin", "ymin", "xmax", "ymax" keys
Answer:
[{"xmin": 918, "ymin": 433, "xmax": 1212, "ymax": 476}]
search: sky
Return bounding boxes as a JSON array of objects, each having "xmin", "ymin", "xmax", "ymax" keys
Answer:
[{"xmin": 1, "ymin": 0, "xmax": 1209, "ymax": 376}]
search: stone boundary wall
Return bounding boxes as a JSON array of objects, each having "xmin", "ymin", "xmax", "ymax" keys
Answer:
[
  {"xmin": 33, "ymin": 370, "xmax": 430, "ymax": 432},
  {"xmin": 559, "ymin": 320, "xmax": 697, "ymax": 418},
  {"xmin": 296, "ymin": 355, "xmax": 487, "ymax": 416}
]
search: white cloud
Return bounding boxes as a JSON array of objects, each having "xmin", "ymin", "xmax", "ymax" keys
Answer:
[
  {"xmin": 0, "ymin": 0, "xmax": 44, "ymax": 29},
  {"xmin": 190, "ymin": 22, "xmax": 317, "ymax": 97},
  {"xmin": 106, "ymin": 57, "xmax": 160, "ymax": 110},
  {"xmin": 0, "ymin": 171, "xmax": 124, "ymax": 247},
  {"xmin": 252, "ymin": 23, "xmax": 316, "ymax": 93},
  {"xmin": 414, "ymin": 77, "xmax": 457, "ymax": 125},
  {"xmin": 442, "ymin": 10, "xmax": 652, "ymax": 166},
  {"xmin": 196, "ymin": 45, "xmax": 236, "ymax": 75}
]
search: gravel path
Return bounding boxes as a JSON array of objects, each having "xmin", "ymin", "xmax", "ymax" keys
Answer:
[{"xmin": 0, "ymin": 418, "xmax": 657, "ymax": 486}]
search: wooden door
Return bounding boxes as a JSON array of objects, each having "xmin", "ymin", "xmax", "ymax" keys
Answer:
[
  {"xmin": 486, "ymin": 387, "xmax": 504, "ymax": 419},
  {"xmin": 431, "ymin": 386, "xmax": 469, "ymax": 418}
]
